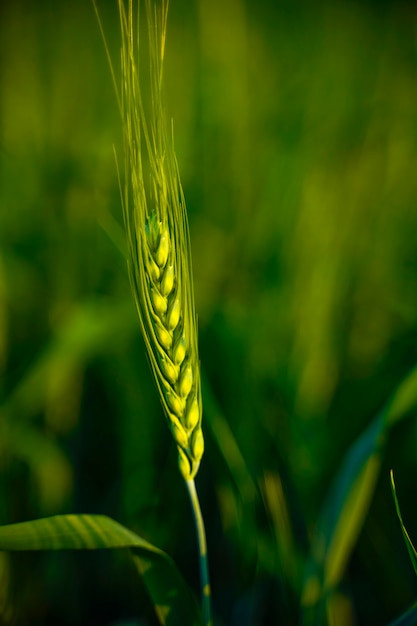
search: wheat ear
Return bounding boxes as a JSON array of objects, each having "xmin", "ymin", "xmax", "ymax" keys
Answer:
[
  {"xmin": 118, "ymin": 0, "xmax": 204, "ymax": 482},
  {"xmin": 94, "ymin": 0, "xmax": 212, "ymax": 621}
]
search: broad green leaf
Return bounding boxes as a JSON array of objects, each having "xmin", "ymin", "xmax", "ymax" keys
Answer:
[
  {"xmin": 387, "ymin": 603, "xmax": 417, "ymax": 626},
  {"xmin": 0, "ymin": 514, "xmax": 153, "ymax": 551},
  {"xmin": 301, "ymin": 362, "xmax": 417, "ymax": 625},
  {"xmin": 131, "ymin": 550, "xmax": 201, "ymax": 626},
  {"xmin": 390, "ymin": 471, "xmax": 417, "ymax": 576},
  {"xmin": 0, "ymin": 514, "xmax": 200, "ymax": 626}
]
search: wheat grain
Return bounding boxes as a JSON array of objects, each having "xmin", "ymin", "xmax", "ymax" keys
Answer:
[{"xmin": 118, "ymin": 0, "xmax": 204, "ymax": 481}]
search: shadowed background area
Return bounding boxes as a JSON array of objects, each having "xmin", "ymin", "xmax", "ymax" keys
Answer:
[{"xmin": 1, "ymin": 0, "xmax": 417, "ymax": 624}]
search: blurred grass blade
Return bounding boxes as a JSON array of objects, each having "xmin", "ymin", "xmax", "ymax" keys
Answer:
[
  {"xmin": 384, "ymin": 365, "xmax": 417, "ymax": 427},
  {"xmin": 202, "ymin": 372, "xmax": 257, "ymax": 504},
  {"xmin": 0, "ymin": 514, "xmax": 200, "ymax": 626},
  {"xmin": 319, "ymin": 415, "xmax": 384, "ymax": 589},
  {"xmin": 261, "ymin": 471, "xmax": 299, "ymax": 591},
  {"xmin": 1, "ymin": 298, "xmax": 136, "ymax": 422},
  {"xmin": 390, "ymin": 471, "xmax": 417, "ymax": 576},
  {"xmin": 302, "ymin": 362, "xmax": 417, "ymax": 624},
  {"xmin": 301, "ymin": 413, "xmax": 383, "ymax": 621},
  {"xmin": 387, "ymin": 603, "xmax": 417, "ymax": 626}
]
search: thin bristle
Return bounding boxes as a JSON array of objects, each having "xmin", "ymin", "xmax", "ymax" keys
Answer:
[{"xmin": 119, "ymin": 0, "xmax": 203, "ymax": 480}]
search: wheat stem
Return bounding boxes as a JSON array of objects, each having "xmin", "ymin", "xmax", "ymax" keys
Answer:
[{"xmin": 186, "ymin": 479, "xmax": 212, "ymax": 626}]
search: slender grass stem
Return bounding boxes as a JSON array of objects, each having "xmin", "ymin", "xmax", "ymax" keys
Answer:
[{"xmin": 186, "ymin": 479, "xmax": 212, "ymax": 626}]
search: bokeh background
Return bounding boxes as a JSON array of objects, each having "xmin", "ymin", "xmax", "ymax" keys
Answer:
[{"xmin": 1, "ymin": 0, "xmax": 417, "ymax": 624}]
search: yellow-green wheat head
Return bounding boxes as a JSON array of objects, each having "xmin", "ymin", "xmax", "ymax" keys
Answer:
[{"xmin": 118, "ymin": 0, "xmax": 204, "ymax": 481}]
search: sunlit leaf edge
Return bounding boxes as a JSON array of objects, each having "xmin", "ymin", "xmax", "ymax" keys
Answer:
[{"xmin": 390, "ymin": 471, "xmax": 417, "ymax": 576}]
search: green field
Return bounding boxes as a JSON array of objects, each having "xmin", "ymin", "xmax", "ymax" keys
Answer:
[{"xmin": 1, "ymin": 0, "xmax": 417, "ymax": 624}]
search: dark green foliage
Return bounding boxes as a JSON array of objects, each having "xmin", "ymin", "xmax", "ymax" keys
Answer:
[{"xmin": 1, "ymin": 0, "xmax": 417, "ymax": 624}]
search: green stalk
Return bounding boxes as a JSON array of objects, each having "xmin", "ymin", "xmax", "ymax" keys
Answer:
[{"xmin": 186, "ymin": 479, "xmax": 212, "ymax": 626}]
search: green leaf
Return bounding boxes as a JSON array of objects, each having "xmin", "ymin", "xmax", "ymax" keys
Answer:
[
  {"xmin": 131, "ymin": 549, "xmax": 200, "ymax": 626},
  {"xmin": 301, "ymin": 362, "xmax": 417, "ymax": 625},
  {"xmin": 390, "ymin": 471, "xmax": 417, "ymax": 576},
  {"xmin": 301, "ymin": 413, "xmax": 384, "ymax": 622},
  {"xmin": 0, "ymin": 514, "xmax": 200, "ymax": 626}
]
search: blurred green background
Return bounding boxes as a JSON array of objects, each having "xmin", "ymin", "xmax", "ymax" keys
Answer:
[{"xmin": 2, "ymin": 0, "xmax": 417, "ymax": 624}]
